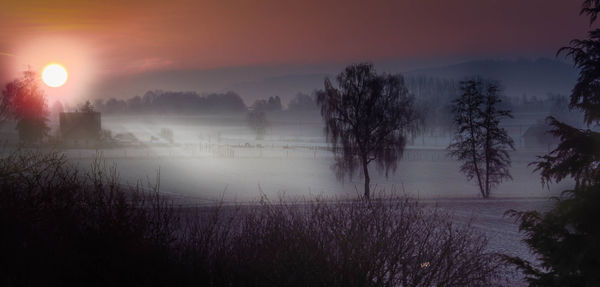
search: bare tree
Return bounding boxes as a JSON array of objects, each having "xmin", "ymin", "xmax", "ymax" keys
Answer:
[
  {"xmin": 287, "ymin": 92, "xmax": 317, "ymax": 113},
  {"xmin": 247, "ymin": 110, "xmax": 268, "ymax": 140},
  {"xmin": 448, "ymin": 79, "xmax": 514, "ymax": 198},
  {"xmin": 449, "ymin": 80, "xmax": 485, "ymax": 196},
  {"xmin": 481, "ymin": 83, "xmax": 515, "ymax": 197},
  {"xmin": 317, "ymin": 63, "xmax": 417, "ymax": 199},
  {"xmin": 79, "ymin": 100, "xmax": 95, "ymax": 113}
]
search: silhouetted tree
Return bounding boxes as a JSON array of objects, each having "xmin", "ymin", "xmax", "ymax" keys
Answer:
[
  {"xmin": 548, "ymin": 94, "xmax": 583, "ymax": 126},
  {"xmin": 448, "ymin": 79, "xmax": 514, "ymax": 198},
  {"xmin": 558, "ymin": 37, "xmax": 600, "ymax": 125},
  {"xmin": 204, "ymin": 91, "xmax": 247, "ymax": 113},
  {"xmin": 252, "ymin": 96, "xmax": 282, "ymax": 112},
  {"xmin": 79, "ymin": 100, "xmax": 95, "ymax": 113},
  {"xmin": 127, "ymin": 95, "xmax": 143, "ymax": 113},
  {"xmin": 105, "ymin": 98, "xmax": 127, "ymax": 114},
  {"xmin": 268, "ymin": 96, "xmax": 281, "ymax": 111},
  {"xmin": 99, "ymin": 91, "xmax": 247, "ymax": 114},
  {"xmin": 93, "ymin": 98, "xmax": 105, "ymax": 112},
  {"xmin": 481, "ymin": 83, "xmax": 515, "ymax": 197},
  {"xmin": 506, "ymin": 2, "xmax": 600, "ymax": 285},
  {"xmin": 287, "ymin": 92, "xmax": 317, "ymax": 113},
  {"xmin": 531, "ymin": 1, "xmax": 600, "ymax": 189},
  {"xmin": 507, "ymin": 176, "xmax": 600, "ymax": 287},
  {"xmin": 247, "ymin": 110, "xmax": 268, "ymax": 140},
  {"xmin": 405, "ymin": 76, "xmax": 459, "ymax": 135},
  {"xmin": 582, "ymin": 0, "xmax": 600, "ymax": 23},
  {"xmin": 1, "ymin": 70, "xmax": 49, "ymax": 144},
  {"xmin": 533, "ymin": 118, "xmax": 600, "ymax": 189},
  {"xmin": 50, "ymin": 100, "xmax": 64, "ymax": 116},
  {"xmin": 317, "ymin": 63, "xmax": 417, "ymax": 199}
]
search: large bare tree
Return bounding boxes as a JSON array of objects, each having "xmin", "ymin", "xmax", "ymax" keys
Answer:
[{"xmin": 317, "ymin": 63, "xmax": 417, "ymax": 199}]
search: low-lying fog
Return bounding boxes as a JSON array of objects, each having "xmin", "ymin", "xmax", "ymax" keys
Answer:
[{"xmin": 63, "ymin": 113, "xmax": 571, "ymax": 204}]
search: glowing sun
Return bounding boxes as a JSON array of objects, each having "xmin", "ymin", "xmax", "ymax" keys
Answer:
[{"xmin": 42, "ymin": 63, "xmax": 68, "ymax": 87}]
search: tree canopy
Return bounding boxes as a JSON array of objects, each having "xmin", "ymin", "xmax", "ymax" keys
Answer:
[
  {"xmin": 1, "ymin": 70, "xmax": 49, "ymax": 143},
  {"xmin": 317, "ymin": 63, "xmax": 417, "ymax": 199}
]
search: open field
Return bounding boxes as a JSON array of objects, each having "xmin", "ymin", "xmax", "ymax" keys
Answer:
[
  {"xmin": 49, "ymin": 114, "xmax": 568, "ymax": 285},
  {"xmin": 62, "ymin": 144, "xmax": 561, "ymax": 285},
  {"xmin": 65, "ymin": 146, "xmax": 569, "ymax": 202}
]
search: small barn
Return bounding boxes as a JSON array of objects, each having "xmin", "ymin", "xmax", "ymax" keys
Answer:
[{"xmin": 59, "ymin": 112, "xmax": 101, "ymax": 146}]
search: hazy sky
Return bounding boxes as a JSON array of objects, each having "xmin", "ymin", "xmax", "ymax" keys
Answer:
[{"xmin": 0, "ymin": 0, "xmax": 590, "ymax": 102}]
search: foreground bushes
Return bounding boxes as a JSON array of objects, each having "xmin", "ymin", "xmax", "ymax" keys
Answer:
[
  {"xmin": 0, "ymin": 151, "xmax": 504, "ymax": 286},
  {"xmin": 0, "ymin": 151, "xmax": 177, "ymax": 286}
]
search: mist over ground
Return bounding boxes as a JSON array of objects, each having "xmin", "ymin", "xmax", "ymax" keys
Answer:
[{"xmin": 63, "ymin": 113, "xmax": 569, "ymax": 203}]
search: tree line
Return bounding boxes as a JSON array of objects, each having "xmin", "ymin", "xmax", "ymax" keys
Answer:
[
  {"xmin": 87, "ymin": 90, "xmax": 326, "ymax": 116},
  {"xmin": 93, "ymin": 90, "xmax": 247, "ymax": 114}
]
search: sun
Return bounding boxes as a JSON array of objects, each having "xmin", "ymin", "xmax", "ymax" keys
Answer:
[{"xmin": 42, "ymin": 63, "xmax": 68, "ymax": 88}]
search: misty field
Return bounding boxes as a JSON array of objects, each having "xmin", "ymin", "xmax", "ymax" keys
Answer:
[
  {"xmin": 49, "ymin": 114, "xmax": 566, "ymax": 285},
  {"xmin": 0, "ymin": 114, "xmax": 567, "ymax": 286},
  {"xmin": 66, "ymin": 114, "xmax": 569, "ymax": 202}
]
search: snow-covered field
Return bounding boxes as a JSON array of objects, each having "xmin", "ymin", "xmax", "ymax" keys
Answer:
[
  {"xmin": 67, "ymin": 146, "xmax": 568, "ymax": 202},
  {"xmin": 64, "ymin": 114, "xmax": 566, "ymax": 285},
  {"xmin": 67, "ymin": 150, "xmax": 552, "ymax": 285}
]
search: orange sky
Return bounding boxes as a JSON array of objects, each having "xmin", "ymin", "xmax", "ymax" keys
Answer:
[
  {"xmin": 0, "ymin": 0, "xmax": 591, "ymax": 103},
  {"xmin": 1, "ymin": 0, "xmax": 589, "ymax": 73}
]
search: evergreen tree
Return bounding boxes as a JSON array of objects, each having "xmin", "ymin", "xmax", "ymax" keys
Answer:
[{"xmin": 507, "ymin": 1, "xmax": 600, "ymax": 285}]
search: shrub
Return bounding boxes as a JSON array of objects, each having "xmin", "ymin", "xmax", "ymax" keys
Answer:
[
  {"xmin": 0, "ymin": 150, "xmax": 504, "ymax": 286},
  {"xmin": 205, "ymin": 196, "xmax": 504, "ymax": 287},
  {"xmin": 0, "ymin": 151, "xmax": 178, "ymax": 286}
]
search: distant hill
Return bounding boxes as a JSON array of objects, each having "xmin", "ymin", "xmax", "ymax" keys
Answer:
[
  {"xmin": 227, "ymin": 58, "xmax": 579, "ymax": 104},
  {"xmin": 89, "ymin": 58, "xmax": 578, "ymax": 106},
  {"xmin": 405, "ymin": 58, "xmax": 578, "ymax": 98}
]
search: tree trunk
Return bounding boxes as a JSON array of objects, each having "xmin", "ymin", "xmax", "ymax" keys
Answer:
[
  {"xmin": 484, "ymin": 142, "xmax": 490, "ymax": 199},
  {"xmin": 469, "ymin": 127, "xmax": 485, "ymax": 198},
  {"xmin": 468, "ymin": 102, "xmax": 485, "ymax": 198},
  {"xmin": 472, "ymin": 151, "xmax": 485, "ymax": 198},
  {"xmin": 363, "ymin": 161, "xmax": 371, "ymax": 200}
]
